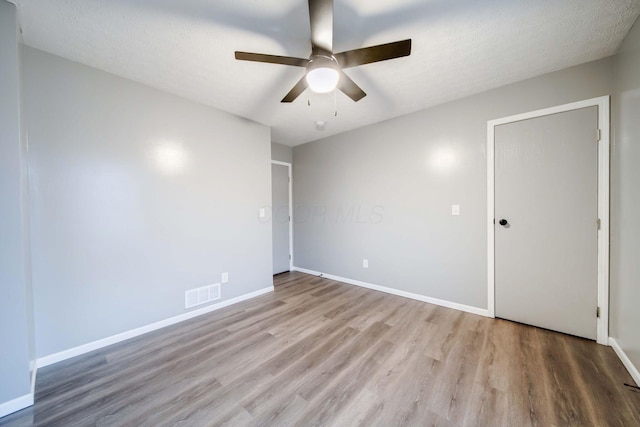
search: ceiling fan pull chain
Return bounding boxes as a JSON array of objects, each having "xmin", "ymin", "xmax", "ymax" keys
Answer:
[{"xmin": 334, "ymin": 90, "xmax": 338, "ymax": 117}]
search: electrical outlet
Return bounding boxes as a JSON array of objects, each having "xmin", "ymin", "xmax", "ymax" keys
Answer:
[
  {"xmin": 363, "ymin": 259, "xmax": 369, "ymax": 268},
  {"xmin": 221, "ymin": 272, "xmax": 229, "ymax": 283},
  {"xmin": 451, "ymin": 204, "xmax": 460, "ymax": 216}
]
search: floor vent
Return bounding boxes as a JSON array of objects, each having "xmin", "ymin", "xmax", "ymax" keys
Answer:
[{"xmin": 185, "ymin": 283, "xmax": 221, "ymax": 309}]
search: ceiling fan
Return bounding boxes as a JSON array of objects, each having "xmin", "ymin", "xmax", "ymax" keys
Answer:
[{"xmin": 234, "ymin": 0, "xmax": 412, "ymax": 103}]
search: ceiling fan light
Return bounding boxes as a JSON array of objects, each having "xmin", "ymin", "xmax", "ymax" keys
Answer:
[{"xmin": 306, "ymin": 67, "xmax": 340, "ymax": 93}]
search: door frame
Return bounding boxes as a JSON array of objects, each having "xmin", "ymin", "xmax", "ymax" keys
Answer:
[
  {"xmin": 271, "ymin": 160, "xmax": 294, "ymax": 271},
  {"xmin": 487, "ymin": 96, "xmax": 610, "ymax": 345}
]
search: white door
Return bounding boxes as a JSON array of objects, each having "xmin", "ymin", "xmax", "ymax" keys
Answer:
[
  {"xmin": 494, "ymin": 106, "xmax": 599, "ymax": 340},
  {"xmin": 272, "ymin": 163, "xmax": 290, "ymax": 275}
]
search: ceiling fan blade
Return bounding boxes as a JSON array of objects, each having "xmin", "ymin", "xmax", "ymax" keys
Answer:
[
  {"xmin": 281, "ymin": 76, "xmax": 309, "ymax": 103},
  {"xmin": 235, "ymin": 51, "xmax": 309, "ymax": 67},
  {"xmin": 338, "ymin": 71, "xmax": 366, "ymax": 102},
  {"xmin": 308, "ymin": 0, "xmax": 333, "ymax": 54},
  {"xmin": 334, "ymin": 39, "xmax": 412, "ymax": 69}
]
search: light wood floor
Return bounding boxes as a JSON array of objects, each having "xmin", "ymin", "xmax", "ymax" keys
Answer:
[{"xmin": 2, "ymin": 271, "xmax": 639, "ymax": 426}]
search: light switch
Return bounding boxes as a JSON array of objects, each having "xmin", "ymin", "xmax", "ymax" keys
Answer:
[
  {"xmin": 259, "ymin": 208, "xmax": 266, "ymax": 218},
  {"xmin": 451, "ymin": 204, "xmax": 460, "ymax": 216}
]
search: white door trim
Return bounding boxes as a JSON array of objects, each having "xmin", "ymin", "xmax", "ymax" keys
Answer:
[
  {"xmin": 271, "ymin": 160, "xmax": 294, "ymax": 270},
  {"xmin": 487, "ymin": 96, "xmax": 610, "ymax": 345}
]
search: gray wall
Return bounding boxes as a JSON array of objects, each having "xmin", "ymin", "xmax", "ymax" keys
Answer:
[
  {"xmin": 293, "ymin": 58, "xmax": 613, "ymax": 310},
  {"xmin": 22, "ymin": 47, "xmax": 273, "ymax": 358},
  {"xmin": 611, "ymin": 17, "xmax": 640, "ymax": 371},
  {"xmin": 271, "ymin": 141, "xmax": 293, "ymax": 164},
  {"xmin": 0, "ymin": 0, "xmax": 32, "ymax": 405}
]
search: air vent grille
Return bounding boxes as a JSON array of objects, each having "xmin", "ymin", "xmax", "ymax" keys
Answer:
[{"xmin": 185, "ymin": 283, "xmax": 221, "ymax": 309}]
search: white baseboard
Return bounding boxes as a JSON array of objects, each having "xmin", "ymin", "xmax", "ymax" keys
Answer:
[
  {"xmin": 609, "ymin": 337, "xmax": 640, "ymax": 386},
  {"xmin": 292, "ymin": 266, "xmax": 489, "ymax": 317},
  {"xmin": 0, "ymin": 393, "xmax": 33, "ymax": 419},
  {"xmin": 37, "ymin": 286, "xmax": 274, "ymax": 369}
]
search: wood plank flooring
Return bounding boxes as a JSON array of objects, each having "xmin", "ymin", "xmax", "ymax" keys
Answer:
[{"xmin": 2, "ymin": 271, "xmax": 639, "ymax": 426}]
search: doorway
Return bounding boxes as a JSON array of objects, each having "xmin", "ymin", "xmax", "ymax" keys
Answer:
[
  {"xmin": 271, "ymin": 161, "xmax": 292, "ymax": 275},
  {"xmin": 487, "ymin": 97, "xmax": 610, "ymax": 344}
]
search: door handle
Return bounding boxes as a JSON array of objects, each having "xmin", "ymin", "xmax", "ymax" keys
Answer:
[{"xmin": 499, "ymin": 219, "xmax": 508, "ymax": 226}]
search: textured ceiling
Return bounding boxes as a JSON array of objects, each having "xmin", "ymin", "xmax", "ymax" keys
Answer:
[{"xmin": 14, "ymin": 0, "xmax": 640, "ymax": 146}]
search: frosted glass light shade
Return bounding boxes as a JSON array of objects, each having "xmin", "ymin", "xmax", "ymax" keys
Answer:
[{"xmin": 306, "ymin": 67, "xmax": 340, "ymax": 93}]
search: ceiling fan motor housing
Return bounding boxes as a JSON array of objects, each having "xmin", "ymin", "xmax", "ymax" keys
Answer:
[{"xmin": 307, "ymin": 54, "xmax": 339, "ymax": 71}]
